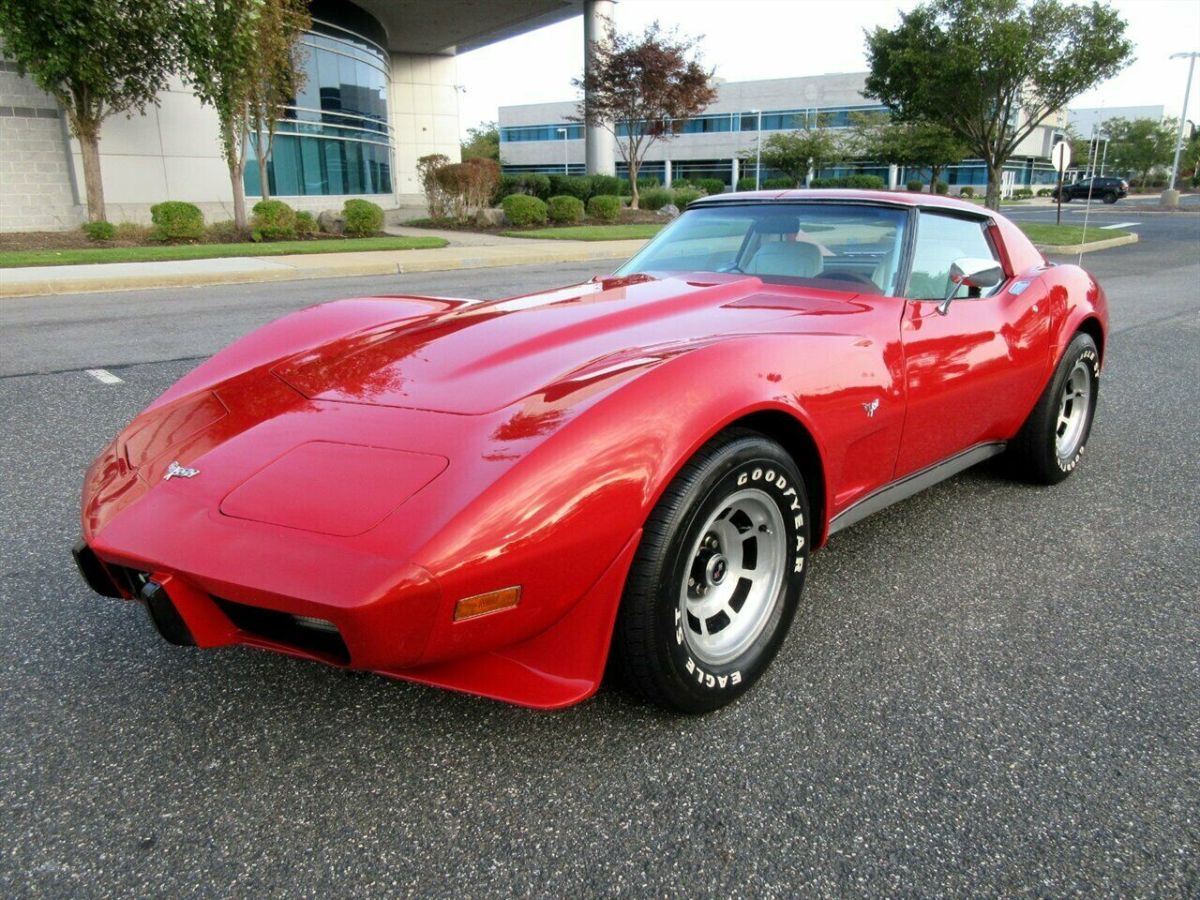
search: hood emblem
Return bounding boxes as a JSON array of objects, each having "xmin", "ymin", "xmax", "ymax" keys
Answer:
[
  {"xmin": 164, "ymin": 461, "xmax": 200, "ymax": 481},
  {"xmin": 862, "ymin": 398, "xmax": 880, "ymax": 418}
]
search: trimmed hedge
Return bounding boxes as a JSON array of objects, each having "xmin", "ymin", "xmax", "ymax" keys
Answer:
[
  {"xmin": 810, "ymin": 174, "xmax": 886, "ymax": 189},
  {"xmin": 762, "ymin": 177, "xmax": 794, "ymax": 189},
  {"xmin": 495, "ymin": 173, "xmax": 551, "ymax": 204},
  {"xmin": 906, "ymin": 179, "xmax": 924, "ymax": 192},
  {"xmin": 295, "ymin": 210, "xmax": 318, "ymax": 236},
  {"xmin": 81, "ymin": 221, "xmax": 116, "ymax": 242},
  {"xmin": 959, "ymin": 186, "xmax": 976, "ymax": 198},
  {"xmin": 675, "ymin": 177, "xmax": 724, "ymax": 196},
  {"xmin": 1012, "ymin": 188, "xmax": 1034, "ymax": 199},
  {"xmin": 587, "ymin": 194, "xmax": 621, "ymax": 222},
  {"xmin": 934, "ymin": 181, "xmax": 949, "ymax": 195},
  {"xmin": 590, "ymin": 175, "xmax": 621, "ymax": 197},
  {"xmin": 736, "ymin": 177, "xmax": 758, "ymax": 191},
  {"xmin": 502, "ymin": 193, "xmax": 549, "ymax": 226},
  {"xmin": 672, "ymin": 187, "xmax": 704, "ymax": 209},
  {"xmin": 150, "ymin": 201, "xmax": 204, "ymax": 242},
  {"xmin": 1036, "ymin": 187, "xmax": 1054, "ymax": 198},
  {"xmin": 638, "ymin": 187, "xmax": 674, "ymax": 210},
  {"xmin": 343, "ymin": 198, "xmax": 384, "ymax": 236},
  {"xmin": 547, "ymin": 194, "xmax": 585, "ymax": 223},
  {"xmin": 251, "ymin": 199, "xmax": 297, "ymax": 241},
  {"xmin": 548, "ymin": 174, "xmax": 593, "ymax": 201}
]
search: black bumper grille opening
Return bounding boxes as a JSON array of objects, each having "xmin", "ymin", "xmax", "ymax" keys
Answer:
[{"xmin": 213, "ymin": 597, "xmax": 350, "ymax": 664}]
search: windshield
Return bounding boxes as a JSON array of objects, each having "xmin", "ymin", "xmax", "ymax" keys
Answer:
[{"xmin": 615, "ymin": 202, "xmax": 910, "ymax": 296}]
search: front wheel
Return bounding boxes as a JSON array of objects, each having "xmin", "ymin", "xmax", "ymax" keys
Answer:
[
  {"xmin": 1005, "ymin": 333, "xmax": 1100, "ymax": 484},
  {"xmin": 1103, "ymin": 191, "xmax": 1118, "ymax": 204},
  {"xmin": 612, "ymin": 429, "xmax": 809, "ymax": 713}
]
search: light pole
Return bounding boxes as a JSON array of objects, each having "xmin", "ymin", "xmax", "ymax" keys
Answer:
[
  {"xmin": 558, "ymin": 127, "xmax": 568, "ymax": 175},
  {"xmin": 1165, "ymin": 51, "xmax": 1199, "ymax": 204},
  {"xmin": 751, "ymin": 109, "xmax": 762, "ymax": 190}
]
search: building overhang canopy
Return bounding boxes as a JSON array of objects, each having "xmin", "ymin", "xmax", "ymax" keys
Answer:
[{"xmin": 350, "ymin": 0, "xmax": 583, "ymax": 55}]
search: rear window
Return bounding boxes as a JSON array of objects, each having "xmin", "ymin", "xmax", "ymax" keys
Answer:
[{"xmin": 616, "ymin": 203, "xmax": 910, "ymax": 295}]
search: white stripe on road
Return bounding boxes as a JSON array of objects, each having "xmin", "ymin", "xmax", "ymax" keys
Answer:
[
  {"xmin": 1100, "ymin": 222, "xmax": 1140, "ymax": 230},
  {"xmin": 85, "ymin": 368, "xmax": 123, "ymax": 384}
]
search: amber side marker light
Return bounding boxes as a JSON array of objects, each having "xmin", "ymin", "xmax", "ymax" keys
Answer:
[{"xmin": 454, "ymin": 586, "xmax": 522, "ymax": 622}]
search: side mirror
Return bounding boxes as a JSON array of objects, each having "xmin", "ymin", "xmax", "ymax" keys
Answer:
[{"xmin": 937, "ymin": 257, "xmax": 1005, "ymax": 315}]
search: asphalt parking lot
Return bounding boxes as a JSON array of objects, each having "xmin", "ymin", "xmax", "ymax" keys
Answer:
[{"xmin": 1, "ymin": 209, "xmax": 1197, "ymax": 896}]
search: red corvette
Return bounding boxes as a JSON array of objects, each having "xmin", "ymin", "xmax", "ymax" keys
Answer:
[{"xmin": 75, "ymin": 190, "xmax": 1107, "ymax": 712}]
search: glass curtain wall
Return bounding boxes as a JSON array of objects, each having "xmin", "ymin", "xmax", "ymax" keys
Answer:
[{"xmin": 245, "ymin": 5, "xmax": 392, "ymax": 197}]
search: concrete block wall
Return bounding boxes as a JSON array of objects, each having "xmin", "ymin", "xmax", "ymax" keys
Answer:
[{"xmin": 0, "ymin": 61, "xmax": 81, "ymax": 232}]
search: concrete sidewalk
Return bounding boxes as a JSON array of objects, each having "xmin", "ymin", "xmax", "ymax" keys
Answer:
[{"xmin": 0, "ymin": 236, "xmax": 650, "ymax": 299}]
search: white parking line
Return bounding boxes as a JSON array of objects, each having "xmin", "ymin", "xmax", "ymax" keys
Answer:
[
  {"xmin": 1101, "ymin": 222, "xmax": 1140, "ymax": 230},
  {"xmin": 85, "ymin": 368, "xmax": 123, "ymax": 384}
]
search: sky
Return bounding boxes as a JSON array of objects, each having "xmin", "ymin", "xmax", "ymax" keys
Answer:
[{"xmin": 454, "ymin": 0, "xmax": 1200, "ymax": 138}]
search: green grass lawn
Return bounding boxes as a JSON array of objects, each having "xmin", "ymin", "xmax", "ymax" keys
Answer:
[
  {"xmin": 0, "ymin": 235, "xmax": 448, "ymax": 269},
  {"xmin": 501, "ymin": 224, "xmax": 664, "ymax": 241},
  {"xmin": 1018, "ymin": 223, "xmax": 1130, "ymax": 246}
]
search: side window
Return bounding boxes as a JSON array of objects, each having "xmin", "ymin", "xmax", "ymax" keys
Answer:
[{"xmin": 907, "ymin": 212, "xmax": 1000, "ymax": 300}]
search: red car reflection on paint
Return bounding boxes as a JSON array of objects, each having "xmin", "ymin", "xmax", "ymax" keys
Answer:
[{"xmin": 75, "ymin": 191, "xmax": 1107, "ymax": 712}]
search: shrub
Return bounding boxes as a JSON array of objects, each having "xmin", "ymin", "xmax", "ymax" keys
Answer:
[
  {"xmin": 811, "ymin": 174, "xmax": 887, "ymax": 189},
  {"xmin": 343, "ymin": 198, "xmax": 384, "ymax": 236},
  {"xmin": 590, "ymin": 175, "xmax": 621, "ymax": 197},
  {"xmin": 687, "ymin": 177, "xmax": 724, "ymax": 196},
  {"xmin": 295, "ymin": 210, "xmax": 318, "ymax": 237},
  {"xmin": 906, "ymin": 179, "xmax": 924, "ymax": 192},
  {"xmin": 548, "ymin": 174, "xmax": 593, "ymax": 201},
  {"xmin": 204, "ymin": 220, "xmax": 242, "ymax": 243},
  {"xmin": 547, "ymin": 194, "xmax": 585, "ymax": 223},
  {"xmin": 736, "ymin": 177, "xmax": 758, "ymax": 191},
  {"xmin": 934, "ymin": 181, "xmax": 949, "ymax": 195},
  {"xmin": 502, "ymin": 193, "xmax": 548, "ymax": 226},
  {"xmin": 250, "ymin": 199, "xmax": 297, "ymax": 241},
  {"xmin": 587, "ymin": 194, "xmax": 621, "ymax": 222},
  {"xmin": 959, "ymin": 186, "xmax": 976, "ymax": 198},
  {"xmin": 436, "ymin": 158, "xmax": 501, "ymax": 222},
  {"xmin": 620, "ymin": 176, "xmax": 660, "ymax": 195},
  {"xmin": 1036, "ymin": 187, "xmax": 1054, "ymax": 198},
  {"xmin": 1013, "ymin": 188, "xmax": 1034, "ymax": 200},
  {"xmin": 638, "ymin": 187, "xmax": 674, "ymax": 210},
  {"xmin": 81, "ymin": 221, "xmax": 116, "ymax": 242},
  {"xmin": 762, "ymin": 177, "xmax": 795, "ymax": 189},
  {"xmin": 114, "ymin": 222, "xmax": 152, "ymax": 243},
  {"xmin": 417, "ymin": 153, "xmax": 451, "ymax": 219},
  {"xmin": 150, "ymin": 201, "xmax": 204, "ymax": 242},
  {"xmin": 672, "ymin": 187, "xmax": 704, "ymax": 209}
]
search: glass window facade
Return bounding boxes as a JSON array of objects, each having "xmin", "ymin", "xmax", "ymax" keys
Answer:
[{"xmin": 245, "ymin": 11, "xmax": 392, "ymax": 197}]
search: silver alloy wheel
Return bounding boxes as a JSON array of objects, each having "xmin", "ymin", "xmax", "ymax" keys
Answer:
[
  {"xmin": 678, "ymin": 488, "xmax": 787, "ymax": 666},
  {"xmin": 1055, "ymin": 359, "xmax": 1093, "ymax": 459}
]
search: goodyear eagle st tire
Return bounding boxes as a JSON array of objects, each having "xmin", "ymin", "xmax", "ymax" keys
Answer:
[
  {"xmin": 1006, "ymin": 332, "xmax": 1100, "ymax": 484},
  {"xmin": 613, "ymin": 428, "xmax": 809, "ymax": 713}
]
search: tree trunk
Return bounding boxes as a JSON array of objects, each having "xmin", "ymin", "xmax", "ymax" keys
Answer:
[
  {"xmin": 629, "ymin": 160, "xmax": 640, "ymax": 210},
  {"xmin": 230, "ymin": 162, "xmax": 248, "ymax": 231},
  {"xmin": 985, "ymin": 160, "xmax": 1003, "ymax": 211},
  {"xmin": 930, "ymin": 166, "xmax": 942, "ymax": 194},
  {"xmin": 78, "ymin": 130, "xmax": 106, "ymax": 223},
  {"xmin": 256, "ymin": 133, "xmax": 271, "ymax": 200}
]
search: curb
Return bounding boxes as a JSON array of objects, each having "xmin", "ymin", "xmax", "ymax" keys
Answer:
[
  {"xmin": 0, "ymin": 242, "xmax": 644, "ymax": 299},
  {"xmin": 1034, "ymin": 232, "xmax": 1139, "ymax": 255}
]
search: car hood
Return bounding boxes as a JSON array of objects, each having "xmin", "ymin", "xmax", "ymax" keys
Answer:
[{"xmin": 272, "ymin": 273, "xmax": 844, "ymax": 414}]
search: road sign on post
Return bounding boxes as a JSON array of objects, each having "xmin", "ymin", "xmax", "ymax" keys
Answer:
[{"xmin": 1052, "ymin": 141, "xmax": 1072, "ymax": 225}]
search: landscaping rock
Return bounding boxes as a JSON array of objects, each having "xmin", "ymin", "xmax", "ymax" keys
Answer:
[
  {"xmin": 475, "ymin": 207, "xmax": 507, "ymax": 227},
  {"xmin": 656, "ymin": 204, "xmax": 680, "ymax": 219},
  {"xmin": 317, "ymin": 209, "xmax": 345, "ymax": 235}
]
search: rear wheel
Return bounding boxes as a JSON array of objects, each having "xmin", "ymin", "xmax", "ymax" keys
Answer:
[
  {"xmin": 1103, "ymin": 191, "xmax": 1118, "ymax": 204},
  {"xmin": 1005, "ymin": 332, "xmax": 1099, "ymax": 484},
  {"xmin": 613, "ymin": 429, "xmax": 809, "ymax": 713}
]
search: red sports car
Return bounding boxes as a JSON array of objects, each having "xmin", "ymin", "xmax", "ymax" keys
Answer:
[{"xmin": 74, "ymin": 190, "xmax": 1106, "ymax": 713}]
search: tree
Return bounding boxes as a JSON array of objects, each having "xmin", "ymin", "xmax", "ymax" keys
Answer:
[
  {"xmin": 864, "ymin": 0, "xmax": 1133, "ymax": 210},
  {"xmin": 749, "ymin": 128, "xmax": 841, "ymax": 187},
  {"xmin": 248, "ymin": 0, "xmax": 311, "ymax": 200},
  {"xmin": 853, "ymin": 116, "xmax": 969, "ymax": 191},
  {"xmin": 1102, "ymin": 116, "xmax": 1177, "ymax": 190},
  {"xmin": 461, "ymin": 121, "xmax": 500, "ymax": 161},
  {"xmin": 0, "ymin": 0, "xmax": 179, "ymax": 222},
  {"xmin": 574, "ymin": 21, "xmax": 717, "ymax": 208}
]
